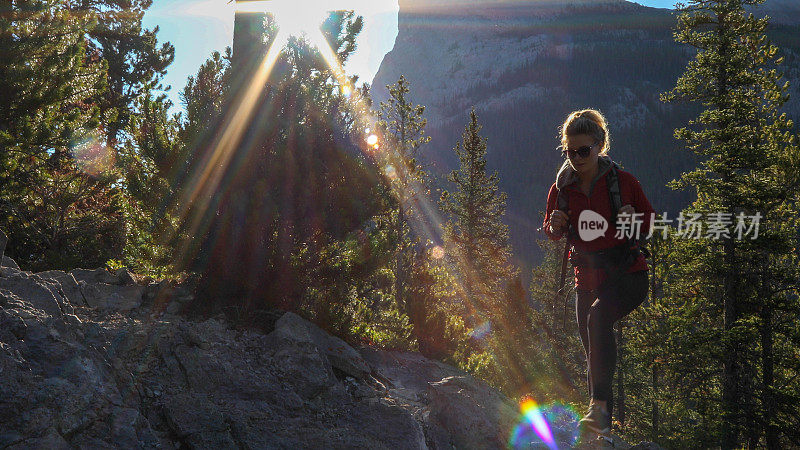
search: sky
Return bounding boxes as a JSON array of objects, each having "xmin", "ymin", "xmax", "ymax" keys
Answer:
[
  {"xmin": 144, "ymin": 0, "xmax": 400, "ymax": 112},
  {"xmin": 143, "ymin": 0, "xmax": 678, "ymax": 113}
]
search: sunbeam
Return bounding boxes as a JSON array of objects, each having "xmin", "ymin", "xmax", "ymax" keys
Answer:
[
  {"xmin": 310, "ymin": 19, "xmax": 544, "ymax": 394},
  {"xmin": 173, "ymin": 29, "xmax": 285, "ymax": 263},
  {"xmin": 173, "ymin": 2, "xmax": 544, "ymax": 398}
]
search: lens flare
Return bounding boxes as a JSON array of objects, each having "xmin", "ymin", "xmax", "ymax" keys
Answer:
[
  {"xmin": 236, "ymin": 0, "xmax": 328, "ymax": 49},
  {"xmin": 341, "ymin": 83, "xmax": 353, "ymax": 98},
  {"xmin": 524, "ymin": 398, "xmax": 555, "ymax": 448},
  {"xmin": 70, "ymin": 132, "xmax": 115, "ymax": 177},
  {"xmin": 509, "ymin": 399, "xmax": 581, "ymax": 449},
  {"xmin": 470, "ymin": 320, "xmax": 491, "ymax": 340},
  {"xmin": 384, "ymin": 164, "xmax": 397, "ymax": 180}
]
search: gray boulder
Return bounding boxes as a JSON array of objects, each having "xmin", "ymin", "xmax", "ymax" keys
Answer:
[
  {"xmin": 266, "ymin": 313, "xmax": 336, "ymax": 399},
  {"xmin": 1, "ymin": 255, "xmax": 19, "ymax": 271},
  {"xmin": 273, "ymin": 312, "xmax": 371, "ymax": 380},
  {"xmin": 425, "ymin": 376, "xmax": 519, "ymax": 449},
  {"xmin": 80, "ymin": 283, "xmax": 143, "ymax": 311},
  {"xmin": 360, "ymin": 347, "xmax": 469, "ymax": 392},
  {"xmin": 0, "ymin": 273, "xmax": 63, "ymax": 317},
  {"xmin": 5, "ymin": 427, "xmax": 70, "ymax": 450},
  {"xmin": 35, "ymin": 271, "xmax": 87, "ymax": 307},
  {"xmin": 348, "ymin": 398, "xmax": 428, "ymax": 449},
  {"xmin": 163, "ymin": 394, "xmax": 238, "ymax": 448},
  {"xmin": 70, "ymin": 268, "xmax": 120, "ymax": 285},
  {"xmin": 115, "ymin": 268, "xmax": 137, "ymax": 286}
]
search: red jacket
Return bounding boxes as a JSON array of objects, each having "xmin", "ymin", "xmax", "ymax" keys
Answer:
[{"xmin": 542, "ymin": 155, "xmax": 655, "ymax": 291}]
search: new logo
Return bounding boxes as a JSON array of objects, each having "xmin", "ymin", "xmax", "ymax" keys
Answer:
[{"xmin": 578, "ymin": 210, "xmax": 608, "ymax": 241}]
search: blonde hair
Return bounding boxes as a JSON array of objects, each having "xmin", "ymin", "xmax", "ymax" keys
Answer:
[{"xmin": 559, "ymin": 109, "xmax": 611, "ymax": 156}]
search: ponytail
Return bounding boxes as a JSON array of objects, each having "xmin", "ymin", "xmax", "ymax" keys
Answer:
[{"xmin": 559, "ymin": 109, "xmax": 611, "ymax": 156}]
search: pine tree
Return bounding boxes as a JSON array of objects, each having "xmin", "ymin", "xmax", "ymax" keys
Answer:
[
  {"xmin": 115, "ymin": 89, "xmax": 182, "ymax": 276},
  {"xmin": 374, "ymin": 75, "xmax": 432, "ymax": 334},
  {"xmin": 441, "ymin": 108, "xmax": 516, "ymax": 322},
  {"xmin": 177, "ymin": 49, "xmax": 232, "ymax": 187},
  {"xmin": 621, "ymin": 224, "xmax": 723, "ymax": 445},
  {"xmin": 0, "ymin": 0, "xmax": 126, "ymax": 270},
  {"xmin": 406, "ymin": 245, "xmax": 471, "ymax": 360},
  {"xmin": 440, "ymin": 108, "xmax": 521, "ymax": 392},
  {"xmin": 660, "ymin": 0, "xmax": 800, "ymax": 446},
  {"xmin": 73, "ymin": 0, "xmax": 175, "ymax": 148},
  {"xmin": 0, "ymin": 0, "xmax": 104, "ymax": 155}
]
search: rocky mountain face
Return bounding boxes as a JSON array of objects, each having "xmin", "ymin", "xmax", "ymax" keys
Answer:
[
  {"xmin": 0, "ymin": 257, "xmax": 664, "ymax": 448},
  {"xmin": 748, "ymin": 0, "xmax": 800, "ymax": 24},
  {"xmin": 371, "ymin": 0, "xmax": 800, "ymax": 282}
]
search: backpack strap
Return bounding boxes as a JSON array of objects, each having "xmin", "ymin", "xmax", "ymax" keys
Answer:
[
  {"xmin": 606, "ymin": 163, "xmax": 652, "ymax": 259},
  {"xmin": 606, "ymin": 162, "xmax": 622, "ymax": 227},
  {"xmin": 556, "ymin": 186, "xmax": 569, "ymax": 213}
]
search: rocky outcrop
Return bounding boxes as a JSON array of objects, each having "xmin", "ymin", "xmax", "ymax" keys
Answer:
[
  {"xmin": 1, "ymin": 256, "xmax": 17, "ymax": 271},
  {"xmin": 0, "ymin": 256, "xmax": 663, "ymax": 449}
]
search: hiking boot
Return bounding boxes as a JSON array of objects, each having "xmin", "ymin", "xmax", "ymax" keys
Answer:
[
  {"xmin": 578, "ymin": 400, "xmax": 611, "ymax": 435},
  {"xmin": 596, "ymin": 434, "xmax": 615, "ymax": 448}
]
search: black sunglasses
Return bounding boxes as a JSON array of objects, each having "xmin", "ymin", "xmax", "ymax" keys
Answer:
[{"xmin": 561, "ymin": 141, "xmax": 600, "ymax": 159}]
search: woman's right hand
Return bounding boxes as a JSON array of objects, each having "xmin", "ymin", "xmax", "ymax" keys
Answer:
[{"xmin": 549, "ymin": 210, "xmax": 570, "ymax": 235}]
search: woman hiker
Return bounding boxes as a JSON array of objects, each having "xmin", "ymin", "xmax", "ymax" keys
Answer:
[{"xmin": 541, "ymin": 109, "xmax": 656, "ymax": 437}]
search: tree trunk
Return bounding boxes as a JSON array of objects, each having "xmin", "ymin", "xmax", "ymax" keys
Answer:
[
  {"xmin": 722, "ymin": 233, "xmax": 740, "ymax": 449},
  {"xmin": 396, "ymin": 109, "xmax": 407, "ymax": 317},
  {"xmin": 746, "ymin": 378, "xmax": 758, "ymax": 449},
  {"xmin": 761, "ymin": 306, "xmax": 778, "ymax": 449},
  {"xmin": 395, "ymin": 204, "xmax": 405, "ymax": 313},
  {"xmin": 716, "ymin": 11, "xmax": 740, "ymax": 448}
]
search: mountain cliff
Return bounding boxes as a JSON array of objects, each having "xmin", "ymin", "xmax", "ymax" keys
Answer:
[
  {"xmin": 748, "ymin": 0, "xmax": 800, "ymax": 24},
  {"xmin": 371, "ymin": 0, "xmax": 800, "ymax": 281}
]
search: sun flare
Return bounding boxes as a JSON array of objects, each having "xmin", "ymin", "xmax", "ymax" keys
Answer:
[{"xmin": 235, "ymin": 0, "xmax": 329, "ymax": 48}]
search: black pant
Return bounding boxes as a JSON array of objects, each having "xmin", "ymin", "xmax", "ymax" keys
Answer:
[{"xmin": 576, "ymin": 269, "xmax": 649, "ymax": 420}]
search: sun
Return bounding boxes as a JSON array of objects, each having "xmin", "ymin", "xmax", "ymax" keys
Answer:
[{"xmin": 235, "ymin": 0, "xmax": 329, "ymax": 48}]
